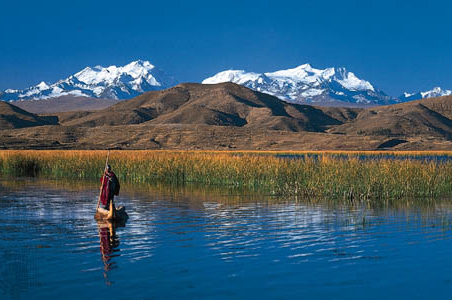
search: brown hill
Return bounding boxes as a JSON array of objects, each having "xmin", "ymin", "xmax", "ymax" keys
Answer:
[
  {"xmin": 13, "ymin": 96, "xmax": 119, "ymax": 114},
  {"xmin": 330, "ymin": 96, "xmax": 452, "ymax": 139},
  {"xmin": 1, "ymin": 84, "xmax": 452, "ymax": 150},
  {"xmin": 58, "ymin": 82, "xmax": 360, "ymax": 132},
  {"xmin": 418, "ymin": 95, "xmax": 452, "ymax": 119},
  {"xmin": 0, "ymin": 101, "xmax": 58, "ymax": 130}
]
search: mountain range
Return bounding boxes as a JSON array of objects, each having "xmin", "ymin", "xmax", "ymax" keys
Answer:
[
  {"xmin": 0, "ymin": 60, "xmax": 450, "ymax": 106},
  {"xmin": 203, "ymin": 65, "xmax": 396, "ymax": 105},
  {"xmin": 398, "ymin": 86, "xmax": 452, "ymax": 102},
  {"xmin": 0, "ymin": 60, "xmax": 178, "ymax": 101},
  {"xmin": 203, "ymin": 66, "xmax": 452, "ymax": 106},
  {"xmin": 1, "ymin": 82, "xmax": 451, "ymax": 150}
]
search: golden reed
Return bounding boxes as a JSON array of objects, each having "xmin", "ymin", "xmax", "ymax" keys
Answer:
[{"xmin": 0, "ymin": 150, "xmax": 451, "ymax": 199}]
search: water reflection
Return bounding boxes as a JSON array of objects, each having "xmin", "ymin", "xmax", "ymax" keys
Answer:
[
  {"xmin": 97, "ymin": 221, "xmax": 121, "ymax": 286},
  {"xmin": 2, "ymin": 178, "xmax": 452, "ymax": 299}
]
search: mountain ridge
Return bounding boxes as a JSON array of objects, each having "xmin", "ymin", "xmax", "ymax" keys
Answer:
[
  {"xmin": 1, "ymin": 83, "xmax": 451, "ymax": 150},
  {"xmin": 0, "ymin": 101, "xmax": 58, "ymax": 129},
  {"xmin": 202, "ymin": 64, "xmax": 397, "ymax": 106},
  {"xmin": 399, "ymin": 87, "xmax": 452, "ymax": 102},
  {"xmin": 2, "ymin": 61, "xmax": 451, "ymax": 107},
  {"xmin": 56, "ymin": 82, "xmax": 359, "ymax": 132},
  {"xmin": 0, "ymin": 60, "xmax": 178, "ymax": 101}
]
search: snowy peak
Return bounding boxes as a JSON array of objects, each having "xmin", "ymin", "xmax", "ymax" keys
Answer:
[
  {"xmin": 73, "ymin": 60, "xmax": 157, "ymax": 86},
  {"xmin": 399, "ymin": 87, "xmax": 452, "ymax": 102},
  {"xmin": 267, "ymin": 64, "xmax": 318, "ymax": 79},
  {"xmin": 3, "ymin": 60, "xmax": 451, "ymax": 106},
  {"xmin": 203, "ymin": 70, "xmax": 263, "ymax": 85},
  {"xmin": 421, "ymin": 87, "xmax": 452, "ymax": 98},
  {"xmin": 202, "ymin": 64, "xmax": 388, "ymax": 105},
  {"xmin": 332, "ymin": 69, "xmax": 375, "ymax": 92},
  {"xmin": 1, "ymin": 60, "xmax": 178, "ymax": 101},
  {"xmin": 36, "ymin": 81, "xmax": 50, "ymax": 90}
]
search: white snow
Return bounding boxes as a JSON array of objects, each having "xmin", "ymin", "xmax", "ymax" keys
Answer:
[
  {"xmin": 335, "ymin": 71, "xmax": 374, "ymax": 92},
  {"xmin": 203, "ymin": 64, "xmax": 375, "ymax": 92},
  {"xmin": 202, "ymin": 63, "xmax": 384, "ymax": 104},
  {"xmin": 202, "ymin": 70, "xmax": 261, "ymax": 85},
  {"xmin": 1, "ymin": 60, "xmax": 178, "ymax": 101},
  {"xmin": 301, "ymin": 89, "xmax": 324, "ymax": 97},
  {"xmin": 36, "ymin": 81, "xmax": 50, "ymax": 90},
  {"xmin": 421, "ymin": 86, "xmax": 452, "ymax": 98},
  {"xmin": 265, "ymin": 64, "xmax": 325, "ymax": 86},
  {"xmin": 352, "ymin": 95, "xmax": 371, "ymax": 104},
  {"xmin": 403, "ymin": 92, "xmax": 414, "ymax": 98},
  {"xmin": 400, "ymin": 87, "xmax": 452, "ymax": 101},
  {"xmin": 93, "ymin": 86, "xmax": 104, "ymax": 96},
  {"xmin": 72, "ymin": 60, "xmax": 158, "ymax": 87}
]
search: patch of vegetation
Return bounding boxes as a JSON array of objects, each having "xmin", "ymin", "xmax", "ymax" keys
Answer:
[
  {"xmin": 358, "ymin": 128, "xmax": 393, "ymax": 136},
  {"xmin": 0, "ymin": 150, "xmax": 451, "ymax": 200}
]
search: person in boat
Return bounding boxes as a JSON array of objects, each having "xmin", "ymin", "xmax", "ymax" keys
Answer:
[{"xmin": 100, "ymin": 165, "xmax": 120, "ymax": 210}]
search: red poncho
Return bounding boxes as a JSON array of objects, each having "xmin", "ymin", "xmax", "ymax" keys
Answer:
[
  {"xmin": 100, "ymin": 172, "xmax": 115, "ymax": 206},
  {"xmin": 99, "ymin": 226, "xmax": 111, "ymax": 259}
]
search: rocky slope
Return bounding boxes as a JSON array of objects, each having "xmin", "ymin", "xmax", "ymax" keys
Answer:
[{"xmin": 0, "ymin": 101, "xmax": 58, "ymax": 129}]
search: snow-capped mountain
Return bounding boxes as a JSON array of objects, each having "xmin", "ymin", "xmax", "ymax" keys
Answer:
[
  {"xmin": 399, "ymin": 87, "xmax": 452, "ymax": 102},
  {"xmin": 202, "ymin": 64, "xmax": 397, "ymax": 105},
  {"xmin": 2, "ymin": 60, "xmax": 450, "ymax": 106},
  {"xmin": 0, "ymin": 60, "xmax": 178, "ymax": 101}
]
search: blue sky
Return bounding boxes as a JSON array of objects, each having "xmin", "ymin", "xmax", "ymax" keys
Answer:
[{"xmin": 1, "ymin": 0, "xmax": 451, "ymax": 96}]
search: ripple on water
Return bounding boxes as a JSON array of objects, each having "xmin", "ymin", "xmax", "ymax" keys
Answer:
[{"xmin": 2, "ymin": 179, "xmax": 452, "ymax": 299}]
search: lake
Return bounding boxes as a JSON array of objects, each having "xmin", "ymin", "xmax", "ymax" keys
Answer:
[
  {"xmin": 1, "ymin": 178, "xmax": 452, "ymax": 299},
  {"xmin": 271, "ymin": 153, "xmax": 452, "ymax": 163}
]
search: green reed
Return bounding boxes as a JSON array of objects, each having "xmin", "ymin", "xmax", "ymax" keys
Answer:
[{"xmin": 0, "ymin": 150, "xmax": 451, "ymax": 200}]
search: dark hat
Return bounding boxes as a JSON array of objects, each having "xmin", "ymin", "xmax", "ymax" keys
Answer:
[{"xmin": 107, "ymin": 165, "xmax": 111, "ymax": 171}]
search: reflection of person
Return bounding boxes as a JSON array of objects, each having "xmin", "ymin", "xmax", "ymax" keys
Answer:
[
  {"xmin": 99, "ymin": 165, "xmax": 120, "ymax": 210},
  {"xmin": 98, "ymin": 222, "xmax": 120, "ymax": 285}
]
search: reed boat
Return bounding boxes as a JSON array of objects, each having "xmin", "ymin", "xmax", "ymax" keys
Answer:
[{"xmin": 95, "ymin": 201, "xmax": 128, "ymax": 222}]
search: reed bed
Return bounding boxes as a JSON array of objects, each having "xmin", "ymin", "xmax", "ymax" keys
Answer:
[{"xmin": 0, "ymin": 150, "xmax": 451, "ymax": 200}]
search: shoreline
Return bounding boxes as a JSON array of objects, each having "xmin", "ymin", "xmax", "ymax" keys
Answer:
[{"xmin": 1, "ymin": 150, "xmax": 451, "ymax": 200}]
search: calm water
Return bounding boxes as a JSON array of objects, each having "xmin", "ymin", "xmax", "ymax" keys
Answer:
[
  {"xmin": 1, "ymin": 179, "xmax": 452, "ymax": 299},
  {"xmin": 272, "ymin": 153, "xmax": 452, "ymax": 163}
]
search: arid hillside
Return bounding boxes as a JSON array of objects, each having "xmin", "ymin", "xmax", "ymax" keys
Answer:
[
  {"xmin": 1, "ymin": 83, "xmax": 451, "ymax": 150},
  {"xmin": 56, "ymin": 83, "xmax": 360, "ymax": 132},
  {"xmin": 0, "ymin": 101, "xmax": 58, "ymax": 129},
  {"xmin": 330, "ymin": 96, "xmax": 452, "ymax": 139},
  {"xmin": 14, "ymin": 96, "xmax": 120, "ymax": 114}
]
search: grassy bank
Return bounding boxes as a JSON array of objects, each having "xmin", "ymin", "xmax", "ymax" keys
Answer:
[{"xmin": 0, "ymin": 150, "xmax": 451, "ymax": 200}]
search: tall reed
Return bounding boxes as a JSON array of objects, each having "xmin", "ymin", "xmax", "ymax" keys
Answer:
[{"xmin": 0, "ymin": 150, "xmax": 450, "ymax": 200}]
